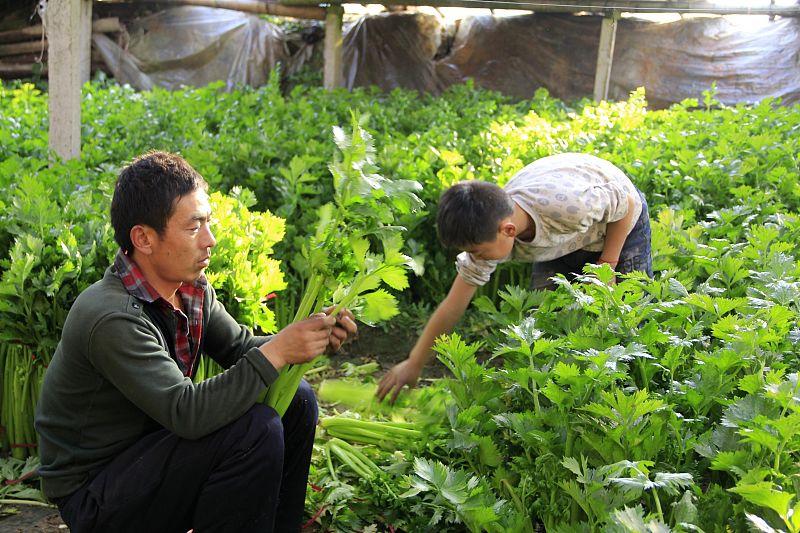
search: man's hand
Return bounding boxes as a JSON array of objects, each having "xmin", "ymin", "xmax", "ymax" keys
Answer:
[
  {"xmin": 325, "ymin": 307, "xmax": 358, "ymax": 353},
  {"xmin": 259, "ymin": 313, "xmax": 336, "ymax": 370},
  {"xmin": 376, "ymin": 359, "xmax": 423, "ymax": 404}
]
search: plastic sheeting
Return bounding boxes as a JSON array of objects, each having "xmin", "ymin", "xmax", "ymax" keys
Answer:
[
  {"xmin": 92, "ymin": 8, "xmax": 800, "ymax": 107},
  {"xmin": 93, "ymin": 6, "xmax": 287, "ymax": 90},
  {"xmin": 610, "ymin": 15, "xmax": 800, "ymax": 107},
  {"xmin": 342, "ymin": 12, "xmax": 447, "ymax": 93},
  {"xmin": 436, "ymin": 14, "xmax": 597, "ymax": 101},
  {"xmin": 436, "ymin": 13, "xmax": 800, "ymax": 107}
]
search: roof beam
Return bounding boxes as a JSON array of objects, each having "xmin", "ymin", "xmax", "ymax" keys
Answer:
[
  {"xmin": 283, "ymin": 0, "xmax": 800, "ymax": 16},
  {"xmin": 96, "ymin": 0, "xmax": 326, "ymax": 19}
]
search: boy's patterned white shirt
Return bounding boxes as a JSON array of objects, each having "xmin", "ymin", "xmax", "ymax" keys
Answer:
[{"xmin": 456, "ymin": 153, "xmax": 643, "ymax": 286}]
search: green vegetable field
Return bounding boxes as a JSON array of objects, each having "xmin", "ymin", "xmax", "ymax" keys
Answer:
[{"xmin": 1, "ymin": 76, "xmax": 799, "ymax": 531}]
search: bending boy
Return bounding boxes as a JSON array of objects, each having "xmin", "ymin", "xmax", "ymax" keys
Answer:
[
  {"xmin": 377, "ymin": 152, "xmax": 652, "ymax": 402},
  {"xmin": 35, "ymin": 151, "xmax": 357, "ymax": 532}
]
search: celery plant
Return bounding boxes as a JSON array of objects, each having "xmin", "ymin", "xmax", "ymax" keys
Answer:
[
  {"xmin": 317, "ymin": 378, "xmax": 418, "ymax": 414},
  {"xmin": 325, "ymin": 437, "xmax": 380, "ymax": 481},
  {"xmin": 265, "ymin": 114, "xmax": 422, "ymax": 415},
  {"xmin": 320, "ymin": 416, "xmax": 422, "ymax": 449}
]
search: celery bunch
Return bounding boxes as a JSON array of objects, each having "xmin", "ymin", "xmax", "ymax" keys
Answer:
[
  {"xmin": 325, "ymin": 437, "xmax": 381, "ymax": 481},
  {"xmin": 321, "ymin": 416, "xmax": 422, "ymax": 450},
  {"xmin": 317, "ymin": 378, "xmax": 417, "ymax": 414},
  {"xmin": 264, "ymin": 114, "xmax": 423, "ymax": 416}
]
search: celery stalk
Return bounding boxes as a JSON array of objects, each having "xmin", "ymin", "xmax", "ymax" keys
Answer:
[{"xmin": 262, "ymin": 117, "xmax": 422, "ymax": 416}]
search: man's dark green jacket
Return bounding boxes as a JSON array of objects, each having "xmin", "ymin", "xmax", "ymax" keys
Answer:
[{"xmin": 34, "ymin": 267, "xmax": 279, "ymax": 499}]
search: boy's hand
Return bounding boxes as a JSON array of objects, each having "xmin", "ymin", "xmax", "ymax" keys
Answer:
[
  {"xmin": 376, "ymin": 359, "xmax": 422, "ymax": 403},
  {"xmin": 324, "ymin": 307, "xmax": 358, "ymax": 353},
  {"xmin": 259, "ymin": 313, "xmax": 335, "ymax": 370}
]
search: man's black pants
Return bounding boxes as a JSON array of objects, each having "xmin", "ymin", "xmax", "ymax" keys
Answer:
[{"xmin": 56, "ymin": 380, "xmax": 318, "ymax": 533}]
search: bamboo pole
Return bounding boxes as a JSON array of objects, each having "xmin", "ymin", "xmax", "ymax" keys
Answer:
[
  {"xmin": 109, "ymin": 0, "xmax": 326, "ymax": 19},
  {"xmin": 0, "ymin": 54, "xmax": 43, "ymax": 65},
  {"xmin": 282, "ymin": 0, "xmax": 800, "ymax": 15},
  {"xmin": 0, "ymin": 17, "xmax": 121, "ymax": 45},
  {"xmin": 0, "ymin": 27, "xmax": 46, "ymax": 45},
  {"xmin": 0, "ymin": 27, "xmax": 44, "ymax": 45},
  {"xmin": 91, "ymin": 17, "xmax": 124, "ymax": 34},
  {"xmin": 0, "ymin": 63, "xmax": 45, "ymax": 78},
  {"xmin": 0, "ymin": 41, "xmax": 43, "ymax": 57}
]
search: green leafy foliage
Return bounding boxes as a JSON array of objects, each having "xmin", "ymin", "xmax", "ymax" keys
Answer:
[
  {"xmin": 0, "ymin": 85, "xmax": 289, "ymax": 450},
  {"xmin": 205, "ymin": 188, "xmax": 287, "ymax": 334},
  {"xmin": 0, "ymin": 455, "xmax": 47, "ymax": 510},
  {"xmin": 264, "ymin": 114, "xmax": 423, "ymax": 415},
  {"xmin": 309, "ymin": 97, "xmax": 800, "ymax": 527},
  {"xmin": 2, "ymin": 78, "xmax": 800, "ymax": 529}
]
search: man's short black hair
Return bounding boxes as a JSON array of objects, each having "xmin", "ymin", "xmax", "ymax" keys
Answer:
[
  {"xmin": 437, "ymin": 180, "xmax": 514, "ymax": 249},
  {"xmin": 111, "ymin": 151, "xmax": 208, "ymax": 254}
]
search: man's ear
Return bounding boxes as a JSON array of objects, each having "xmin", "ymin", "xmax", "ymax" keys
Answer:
[
  {"xmin": 130, "ymin": 225, "xmax": 155, "ymax": 256},
  {"xmin": 499, "ymin": 220, "xmax": 517, "ymax": 238}
]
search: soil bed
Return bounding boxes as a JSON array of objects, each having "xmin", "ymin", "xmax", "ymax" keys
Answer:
[
  {"xmin": 0, "ymin": 505, "xmax": 64, "ymax": 532},
  {"xmin": 329, "ymin": 321, "xmax": 450, "ymax": 380}
]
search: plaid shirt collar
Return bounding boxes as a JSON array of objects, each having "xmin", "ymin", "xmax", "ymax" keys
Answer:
[{"xmin": 113, "ymin": 250, "xmax": 206, "ymax": 377}]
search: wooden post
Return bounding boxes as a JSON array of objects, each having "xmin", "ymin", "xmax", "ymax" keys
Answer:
[
  {"xmin": 593, "ymin": 10, "xmax": 619, "ymax": 102},
  {"xmin": 78, "ymin": 0, "xmax": 92, "ymax": 84},
  {"xmin": 323, "ymin": 5, "xmax": 344, "ymax": 90},
  {"xmin": 46, "ymin": 0, "xmax": 92, "ymax": 160}
]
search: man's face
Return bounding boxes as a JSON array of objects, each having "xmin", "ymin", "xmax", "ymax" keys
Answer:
[
  {"xmin": 149, "ymin": 189, "xmax": 216, "ymax": 286},
  {"xmin": 464, "ymin": 231, "xmax": 514, "ymax": 262}
]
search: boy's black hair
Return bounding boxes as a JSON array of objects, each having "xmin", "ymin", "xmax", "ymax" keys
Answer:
[
  {"xmin": 111, "ymin": 151, "xmax": 208, "ymax": 254},
  {"xmin": 437, "ymin": 180, "xmax": 514, "ymax": 249}
]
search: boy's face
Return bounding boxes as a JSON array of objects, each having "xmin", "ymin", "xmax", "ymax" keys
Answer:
[
  {"xmin": 147, "ymin": 189, "xmax": 216, "ymax": 285},
  {"xmin": 464, "ymin": 228, "xmax": 515, "ymax": 261}
]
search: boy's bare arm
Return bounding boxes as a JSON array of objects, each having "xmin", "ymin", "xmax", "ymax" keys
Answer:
[
  {"xmin": 599, "ymin": 193, "xmax": 636, "ymax": 265},
  {"xmin": 408, "ymin": 275, "xmax": 477, "ymax": 368},
  {"xmin": 377, "ymin": 275, "xmax": 477, "ymax": 402}
]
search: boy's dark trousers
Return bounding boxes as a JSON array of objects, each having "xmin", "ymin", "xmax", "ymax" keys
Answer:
[
  {"xmin": 54, "ymin": 380, "xmax": 318, "ymax": 533},
  {"xmin": 532, "ymin": 189, "xmax": 653, "ymax": 289}
]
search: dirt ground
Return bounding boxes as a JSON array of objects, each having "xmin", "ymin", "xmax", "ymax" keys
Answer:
[
  {"xmin": 0, "ymin": 506, "xmax": 64, "ymax": 532},
  {"xmin": 0, "ymin": 322, "xmax": 434, "ymax": 532},
  {"xmin": 332, "ymin": 320, "xmax": 448, "ymax": 379}
]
